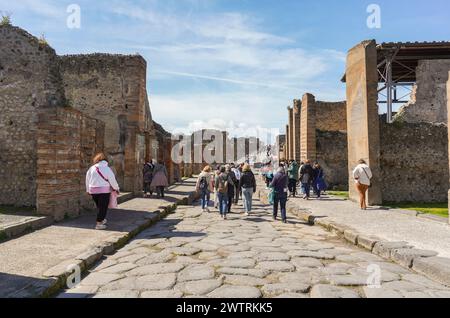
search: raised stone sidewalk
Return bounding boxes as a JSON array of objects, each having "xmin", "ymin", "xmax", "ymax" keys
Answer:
[
  {"xmin": 258, "ymin": 183, "xmax": 450, "ymax": 287},
  {"xmin": 0, "ymin": 179, "xmax": 197, "ymax": 298}
]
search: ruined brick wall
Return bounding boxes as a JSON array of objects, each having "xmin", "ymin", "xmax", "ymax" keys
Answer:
[
  {"xmin": 37, "ymin": 107, "xmax": 104, "ymax": 221},
  {"xmin": 380, "ymin": 121, "xmax": 448, "ymax": 203},
  {"xmin": 396, "ymin": 60, "xmax": 450, "ymax": 125},
  {"xmin": 315, "ymin": 101, "xmax": 347, "ymax": 131},
  {"xmin": 0, "ymin": 25, "xmax": 66, "ymax": 207},
  {"xmin": 316, "ymin": 131, "xmax": 348, "ymax": 190},
  {"xmin": 59, "ymin": 54, "xmax": 149, "ymax": 193}
]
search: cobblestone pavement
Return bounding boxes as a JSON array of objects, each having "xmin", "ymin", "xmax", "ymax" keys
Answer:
[{"xmin": 59, "ymin": 197, "xmax": 450, "ymax": 298}]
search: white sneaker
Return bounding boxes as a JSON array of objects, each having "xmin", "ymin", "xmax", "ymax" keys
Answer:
[
  {"xmin": 95, "ymin": 224, "xmax": 107, "ymax": 230},
  {"xmin": 102, "ymin": 219, "xmax": 108, "ymax": 225},
  {"xmin": 245, "ymin": 212, "xmax": 249, "ymax": 217}
]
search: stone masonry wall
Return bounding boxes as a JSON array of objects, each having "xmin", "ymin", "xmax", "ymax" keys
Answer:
[
  {"xmin": 59, "ymin": 54, "xmax": 149, "ymax": 193},
  {"xmin": 380, "ymin": 121, "xmax": 448, "ymax": 203},
  {"xmin": 316, "ymin": 130, "xmax": 348, "ymax": 190},
  {"xmin": 396, "ymin": 60, "xmax": 450, "ymax": 125},
  {"xmin": 315, "ymin": 101, "xmax": 347, "ymax": 131},
  {"xmin": 37, "ymin": 107, "xmax": 104, "ymax": 221},
  {"xmin": 0, "ymin": 25, "xmax": 66, "ymax": 207}
]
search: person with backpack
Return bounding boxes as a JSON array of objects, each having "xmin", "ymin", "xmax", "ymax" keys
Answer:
[
  {"xmin": 196, "ymin": 165, "xmax": 214, "ymax": 212},
  {"xmin": 232, "ymin": 163, "xmax": 242, "ymax": 204},
  {"xmin": 353, "ymin": 159, "xmax": 373, "ymax": 210},
  {"xmin": 225, "ymin": 165, "xmax": 237, "ymax": 214},
  {"xmin": 270, "ymin": 167, "xmax": 289, "ymax": 223},
  {"xmin": 287, "ymin": 160, "xmax": 299, "ymax": 197},
  {"xmin": 86, "ymin": 153, "xmax": 120, "ymax": 230},
  {"xmin": 299, "ymin": 160, "xmax": 314, "ymax": 200},
  {"xmin": 239, "ymin": 164, "xmax": 256, "ymax": 216},
  {"xmin": 143, "ymin": 159, "xmax": 155, "ymax": 198},
  {"xmin": 215, "ymin": 166, "xmax": 232, "ymax": 219}
]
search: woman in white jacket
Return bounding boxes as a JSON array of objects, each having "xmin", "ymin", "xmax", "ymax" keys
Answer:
[
  {"xmin": 86, "ymin": 153, "xmax": 120, "ymax": 230},
  {"xmin": 352, "ymin": 159, "xmax": 373, "ymax": 210}
]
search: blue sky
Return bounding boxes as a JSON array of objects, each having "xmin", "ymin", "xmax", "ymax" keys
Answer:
[{"xmin": 2, "ymin": 0, "xmax": 450, "ymax": 137}]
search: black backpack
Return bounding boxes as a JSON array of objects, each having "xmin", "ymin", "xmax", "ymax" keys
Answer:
[{"xmin": 199, "ymin": 177, "xmax": 208, "ymax": 190}]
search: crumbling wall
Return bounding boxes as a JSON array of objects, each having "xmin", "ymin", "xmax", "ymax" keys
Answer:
[
  {"xmin": 396, "ymin": 60, "xmax": 450, "ymax": 125},
  {"xmin": 380, "ymin": 121, "xmax": 448, "ymax": 203},
  {"xmin": 316, "ymin": 131, "xmax": 348, "ymax": 190},
  {"xmin": 0, "ymin": 25, "xmax": 66, "ymax": 207},
  {"xmin": 59, "ymin": 54, "xmax": 149, "ymax": 193}
]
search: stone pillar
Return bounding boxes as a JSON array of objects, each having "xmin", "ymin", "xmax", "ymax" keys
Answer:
[
  {"xmin": 346, "ymin": 40, "xmax": 382, "ymax": 205},
  {"xmin": 447, "ymin": 71, "xmax": 450, "ymax": 224},
  {"xmin": 293, "ymin": 100, "xmax": 302, "ymax": 162},
  {"xmin": 288, "ymin": 107, "xmax": 294, "ymax": 160},
  {"xmin": 301, "ymin": 93, "xmax": 317, "ymax": 162}
]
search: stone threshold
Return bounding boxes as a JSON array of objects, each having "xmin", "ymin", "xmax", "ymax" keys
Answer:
[
  {"xmin": 7, "ymin": 188, "xmax": 196, "ymax": 298},
  {"xmin": 258, "ymin": 188, "xmax": 450, "ymax": 288}
]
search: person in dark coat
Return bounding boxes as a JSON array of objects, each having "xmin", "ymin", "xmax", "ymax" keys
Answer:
[
  {"xmin": 143, "ymin": 160, "xmax": 155, "ymax": 198},
  {"xmin": 270, "ymin": 167, "xmax": 289, "ymax": 223},
  {"xmin": 299, "ymin": 160, "xmax": 314, "ymax": 200},
  {"xmin": 312, "ymin": 162, "xmax": 327, "ymax": 198}
]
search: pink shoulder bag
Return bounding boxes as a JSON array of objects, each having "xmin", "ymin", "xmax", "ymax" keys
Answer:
[{"xmin": 96, "ymin": 167, "xmax": 119, "ymax": 209}]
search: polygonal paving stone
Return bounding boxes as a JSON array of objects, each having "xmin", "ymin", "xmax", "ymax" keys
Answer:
[
  {"xmin": 357, "ymin": 262, "xmax": 410, "ymax": 275},
  {"xmin": 275, "ymin": 293, "xmax": 310, "ymax": 298},
  {"xmin": 198, "ymin": 252, "xmax": 222, "ymax": 261},
  {"xmin": 179, "ymin": 279, "xmax": 223, "ymax": 296},
  {"xmin": 227, "ymin": 251, "xmax": 259, "ymax": 259},
  {"xmin": 321, "ymin": 263, "xmax": 355, "ymax": 275},
  {"xmin": 310, "ymin": 284, "xmax": 360, "ymax": 298},
  {"xmin": 380, "ymin": 280, "xmax": 427, "ymax": 292},
  {"xmin": 291, "ymin": 257, "xmax": 323, "ymax": 269},
  {"xmin": 126, "ymin": 263, "xmax": 185, "ymax": 276},
  {"xmin": 168, "ymin": 247, "xmax": 201, "ymax": 256},
  {"xmin": 363, "ymin": 286, "xmax": 403, "ymax": 298},
  {"xmin": 216, "ymin": 258, "xmax": 256, "ymax": 269},
  {"xmin": 208, "ymin": 285, "xmax": 262, "ymax": 298},
  {"xmin": 136, "ymin": 251, "xmax": 175, "ymax": 265},
  {"xmin": 175, "ymin": 256, "xmax": 204, "ymax": 265},
  {"xmin": 141, "ymin": 290, "xmax": 184, "ymax": 298},
  {"xmin": 187, "ymin": 242, "xmax": 220, "ymax": 252},
  {"xmin": 401, "ymin": 274, "xmax": 448, "ymax": 290},
  {"xmin": 93, "ymin": 290, "xmax": 139, "ymax": 298},
  {"xmin": 117, "ymin": 254, "xmax": 147, "ymax": 264},
  {"xmin": 98, "ymin": 263, "xmax": 137, "ymax": 274},
  {"xmin": 224, "ymin": 275, "xmax": 267, "ymax": 287},
  {"xmin": 262, "ymin": 282, "xmax": 310, "ymax": 295},
  {"xmin": 287, "ymin": 250, "xmax": 335, "ymax": 260},
  {"xmin": 347, "ymin": 268, "xmax": 400, "ymax": 283},
  {"xmin": 256, "ymin": 252, "xmax": 290, "ymax": 262},
  {"xmin": 80, "ymin": 273, "xmax": 123, "ymax": 287},
  {"xmin": 257, "ymin": 261, "xmax": 295, "ymax": 272},
  {"xmin": 102, "ymin": 274, "xmax": 177, "ymax": 291},
  {"xmin": 178, "ymin": 265, "xmax": 216, "ymax": 282},
  {"xmin": 217, "ymin": 267, "xmax": 270, "ymax": 278},
  {"xmin": 327, "ymin": 275, "xmax": 370, "ymax": 287}
]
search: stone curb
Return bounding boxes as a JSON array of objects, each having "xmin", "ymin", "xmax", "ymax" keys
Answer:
[
  {"xmin": 0, "ymin": 216, "xmax": 54, "ymax": 242},
  {"xmin": 258, "ymin": 187, "xmax": 450, "ymax": 288},
  {"xmin": 38, "ymin": 191, "xmax": 196, "ymax": 298}
]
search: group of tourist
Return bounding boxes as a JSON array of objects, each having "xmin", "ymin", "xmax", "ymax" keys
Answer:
[
  {"xmin": 195, "ymin": 163, "xmax": 257, "ymax": 220},
  {"xmin": 85, "ymin": 151, "xmax": 373, "ymax": 231}
]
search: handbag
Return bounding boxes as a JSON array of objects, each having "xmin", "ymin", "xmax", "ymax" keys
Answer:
[
  {"xmin": 362, "ymin": 168, "xmax": 373, "ymax": 188},
  {"xmin": 96, "ymin": 167, "xmax": 119, "ymax": 209}
]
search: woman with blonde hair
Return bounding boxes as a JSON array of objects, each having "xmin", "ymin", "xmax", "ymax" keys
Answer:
[
  {"xmin": 239, "ymin": 164, "xmax": 256, "ymax": 216},
  {"xmin": 353, "ymin": 159, "xmax": 373, "ymax": 210},
  {"xmin": 196, "ymin": 165, "xmax": 214, "ymax": 212},
  {"xmin": 86, "ymin": 153, "xmax": 120, "ymax": 230}
]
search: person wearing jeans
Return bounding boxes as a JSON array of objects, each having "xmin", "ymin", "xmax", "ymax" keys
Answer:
[
  {"xmin": 270, "ymin": 167, "xmax": 289, "ymax": 223},
  {"xmin": 215, "ymin": 166, "xmax": 232, "ymax": 220},
  {"xmin": 239, "ymin": 164, "xmax": 256, "ymax": 216},
  {"xmin": 196, "ymin": 166, "xmax": 214, "ymax": 212},
  {"xmin": 299, "ymin": 160, "xmax": 314, "ymax": 200}
]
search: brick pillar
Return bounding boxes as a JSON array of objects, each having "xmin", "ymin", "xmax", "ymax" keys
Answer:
[
  {"xmin": 447, "ymin": 71, "xmax": 450, "ymax": 224},
  {"xmin": 301, "ymin": 93, "xmax": 317, "ymax": 162},
  {"xmin": 346, "ymin": 40, "xmax": 382, "ymax": 205},
  {"xmin": 288, "ymin": 107, "xmax": 294, "ymax": 160},
  {"xmin": 293, "ymin": 100, "xmax": 302, "ymax": 162}
]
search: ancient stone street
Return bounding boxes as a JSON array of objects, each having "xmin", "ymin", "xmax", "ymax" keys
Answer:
[{"xmin": 59, "ymin": 196, "xmax": 450, "ymax": 299}]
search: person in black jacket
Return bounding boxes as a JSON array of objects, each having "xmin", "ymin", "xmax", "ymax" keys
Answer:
[
  {"xmin": 299, "ymin": 160, "xmax": 314, "ymax": 200},
  {"xmin": 239, "ymin": 164, "xmax": 256, "ymax": 216},
  {"xmin": 225, "ymin": 165, "xmax": 237, "ymax": 214}
]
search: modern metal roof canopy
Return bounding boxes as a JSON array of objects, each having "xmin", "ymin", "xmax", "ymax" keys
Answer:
[{"xmin": 342, "ymin": 41, "xmax": 450, "ymax": 123}]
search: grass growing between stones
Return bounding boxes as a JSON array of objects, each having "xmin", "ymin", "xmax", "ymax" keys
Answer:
[
  {"xmin": 327, "ymin": 191, "xmax": 349, "ymax": 200},
  {"xmin": 384, "ymin": 202, "xmax": 448, "ymax": 218}
]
